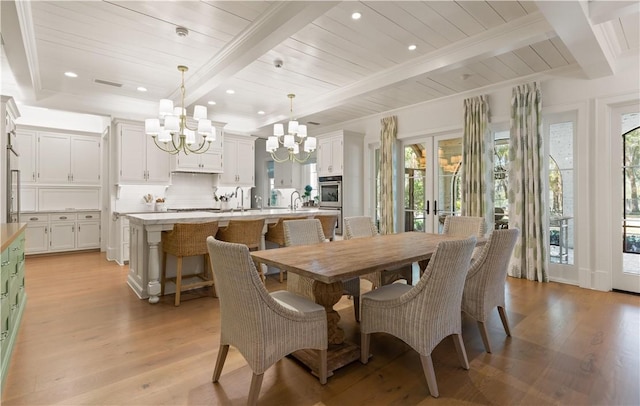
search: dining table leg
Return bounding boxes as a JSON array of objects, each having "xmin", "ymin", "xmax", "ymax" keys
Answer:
[{"xmin": 312, "ymin": 280, "xmax": 344, "ymax": 345}]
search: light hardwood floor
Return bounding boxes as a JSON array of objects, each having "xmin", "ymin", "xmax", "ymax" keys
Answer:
[{"xmin": 2, "ymin": 251, "xmax": 639, "ymax": 405}]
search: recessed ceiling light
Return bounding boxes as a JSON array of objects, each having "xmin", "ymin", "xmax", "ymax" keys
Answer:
[
  {"xmin": 137, "ymin": 86, "xmax": 147, "ymax": 92},
  {"xmin": 226, "ymin": 89, "xmax": 235, "ymax": 94},
  {"xmin": 208, "ymin": 101, "xmax": 216, "ymax": 105},
  {"xmin": 408, "ymin": 44, "xmax": 417, "ymax": 51},
  {"xmin": 64, "ymin": 71, "xmax": 78, "ymax": 78},
  {"xmin": 258, "ymin": 110, "xmax": 265, "ymax": 115},
  {"xmin": 352, "ymin": 12, "xmax": 361, "ymax": 20}
]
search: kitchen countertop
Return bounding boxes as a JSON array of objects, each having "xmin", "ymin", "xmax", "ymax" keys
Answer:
[
  {"xmin": 1, "ymin": 223, "xmax": 27, "ymax": 252},
  {"xmin": 126, "ymin": 208, "xmax": 337, "ymax": 225}
]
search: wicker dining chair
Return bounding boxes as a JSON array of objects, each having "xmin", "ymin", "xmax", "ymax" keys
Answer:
[
  {"xmin": 283, "ymin": 219, "xmax": 362, "ymax": 321},
  {"xmin": 462, "ymin": 228, "xmax": 519, "ymax": 353},
  {"xmin": 314, "ymin": 214, "xmax": 338, "ymax": 241},
  {"xmin": 418, "ymin": 215, "xmax": 487, "ymax": 273},
  {"xmin": 161, "ymin": 221, "xmax": 219, "ymax": 306},
  {"xmin": 343, "ymin": 216, "xmax": 413, "ymax": 288},
  {"xmin": 360, "ymin": 236, "xmax": 477, "ymax": 398},
  {"xmin": 265, "ymin": 216, "xmax": 308, "ymax": 282},
  {"xmin": 216, "ymin": 218, "xmax": 266, "ymax": 280},
  {"xmin": 206, "ymin": 237, "xmax": 327, "ymax": 406}
]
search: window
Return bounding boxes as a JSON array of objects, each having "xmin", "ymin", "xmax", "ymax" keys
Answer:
[{"xmin": 493, "ymin": 130, "xmax": 510, "ymax": 224}]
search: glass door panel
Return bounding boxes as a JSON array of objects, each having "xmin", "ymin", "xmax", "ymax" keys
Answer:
[{"xmin": 403, "ymin": 134, "xmax": 462, "ymax": 234}]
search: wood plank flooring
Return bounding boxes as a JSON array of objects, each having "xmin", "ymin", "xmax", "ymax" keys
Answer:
[{"xmin": 2, "ymin": 252, "xmax": 639, "ymax": 405}]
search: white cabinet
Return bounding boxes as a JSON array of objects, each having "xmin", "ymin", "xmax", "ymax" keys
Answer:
[
  {"xmin": 317, "ymin": 135, "xmax": 343, "ymax": 176},
  {"xmin": 220, "ymin": 134, "xmax": 255, "ymax": 186},
  {"xmin": 114, "ymin": 216, "xmax": 130, "ymax": 265},
  {"xmin": 172, "ymin": 127, "xmax": 224, "ymax": 173},
  {"xmin": 117, "ymin": 122, "xmax": 170, "ymax": 184},
  {"xmin": 76, "ymin": 212, "xmax": 101, "ymax": 249},
  {"xmin": 14, "ymin": 130, "xmax": 37, "ymax": 183},
  {"xmin": 23, "ymin": 211, "xmax": 101, "ymax": 254},
  {"xmin": 37, "ymin": 133, "xmax": 101, "ymax": 184},
  {"xmin": 274, "ymin": 161, "xmax": 301, "ymax": 189},
  {"xmin": 24, "ymin": 214, "xmax": 49, "ymax": 254}
]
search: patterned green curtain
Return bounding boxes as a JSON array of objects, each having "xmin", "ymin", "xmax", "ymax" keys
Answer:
[
  {"xmin": 380, "ymin": 116, "xmax": 397, "ymax": 235},
  {"xmin": 508, "ymin": 82, "xmax": 547, "ymax": 281},
  {"xmin": 462, "ymin": 95, "xmax": 492, "ymax": 229}
]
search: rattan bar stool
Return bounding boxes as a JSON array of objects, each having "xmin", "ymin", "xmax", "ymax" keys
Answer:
[
  {"xmin": 314, "ymin": 214, "xmax": 338, "ymax": 241},
  {"xmin": 161, "ymin": 221, "xmax": 219, "ymax": 306},
  {"xmin": 216, "ymin": 218, "xmax": 266, "ymax": 280},
  {"xmin": 265, "ymin": 216, "xmax": 308, "ymax": 282}
]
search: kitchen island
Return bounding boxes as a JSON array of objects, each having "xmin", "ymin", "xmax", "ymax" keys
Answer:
[{"xmin": 126, "ymin": 208, "xmax": 338, "ymax": 303}]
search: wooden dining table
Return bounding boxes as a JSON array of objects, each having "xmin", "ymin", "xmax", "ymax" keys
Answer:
[{"xmin": 250, "ymin": 231, "xmax": 482, "ymax": 376}]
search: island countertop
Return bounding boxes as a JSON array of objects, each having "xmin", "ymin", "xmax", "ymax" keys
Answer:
[
  {"xmin": 125, "ymin": 208, "xmax": 340, "ymax": 303},
  {"xmin": 126, "ymin": 208, "xmax": 339, "ymax": 225},
  {"xmin": 1, "ymin": 223, "xmax": 27, "ymax": 252}
]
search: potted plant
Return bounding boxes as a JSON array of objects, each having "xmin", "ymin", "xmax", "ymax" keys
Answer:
[{"xmin": 303, "ymin": 185, "xmax": 312, "ymax": 206}]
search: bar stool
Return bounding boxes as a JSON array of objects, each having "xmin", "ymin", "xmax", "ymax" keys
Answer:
[
  {"xmin": 216, "ymin": 218, "xmax": 266, "ymax": 280},
  {"xmin": 265, "ymin": 216, "xmax": 308, "ymax": 282},
  {"xmin": 314, "ymin": 214, "xmax": 338, "ymax": 241},
  {"xmin": 161, "ymin": 221, "xmax": 219, "ymax": 306}
]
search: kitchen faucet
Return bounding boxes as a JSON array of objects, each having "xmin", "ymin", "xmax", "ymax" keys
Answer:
[
  {"xmin": 290, "ymin": 190, "xmax": 301, "ymax": 211},
  {"xmin": 235, "ymin": 186, "xmax": 244, "ymax": 212}
]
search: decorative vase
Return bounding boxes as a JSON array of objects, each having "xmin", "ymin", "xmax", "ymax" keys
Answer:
[
  {"xmin": 221, "ymin": 201, "xmax": 231, "ymax": 211},
  {"xmin": 155, "ymin": 202, "xmax": 166, "ymax": 212},
  {"xmin": 145, "ymin": 202, "xmax": 154, "ymax": 212}
]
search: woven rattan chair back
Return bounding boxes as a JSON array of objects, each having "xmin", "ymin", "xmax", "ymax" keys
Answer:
[
  {"xmin": 161, "ymin": 221, "xmax": 219, "ymax": 306},
  {"xmin": 442, "ymin": 215, "xmax": 486, "ymax": 238},
  {"xmin": 462, "ymin": 228, "xmax": 519, "ymax": 353},
  {"xmin": 216, "ymin": 218, "xmax": 265, "ymax": 251},
  {"xmin": 314, "ymin": 214, "xmax": 338, "ymax": 241},
  {"xmin": 265, "ymin": 216, "xmax": 308, "ymax": 283},
  {"xmin": 343, "ymin": 216, "xmax": 378, "ymax": 239}
]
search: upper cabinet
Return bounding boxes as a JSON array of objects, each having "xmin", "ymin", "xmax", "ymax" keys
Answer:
[
  {"xmin": 14, "ymin": 130, "xmax": 37, "ymax": 184},
  {"xmin": 171, "ymin": 126, "xmax": 224, "ymax": 174},
  {"xmin": 219, "ymin": 134, "xmax": 255, "ymax": 186},
  {"xmin": 36, "ymin": 132, "xmax": 101, "ymax": 185},
  {"xmin": 274, "ymin": 161, "xmax": 301, "ymax": 189},
  {"xmin": 116, "ymin": 121, "xmax": 170, "ymax": 184},
  {"xmin": 317, "ymin": 134, "xmax": 344, "ymax": 177}
]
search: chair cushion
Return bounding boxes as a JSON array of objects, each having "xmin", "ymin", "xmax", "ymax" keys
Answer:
[
  {"xmin": 362, "ymin": 283, "xmax": 412, "ymax": 302},
  {"xmin": 271, "ymin": 290, "xmax": 325, "ymax": 317}
]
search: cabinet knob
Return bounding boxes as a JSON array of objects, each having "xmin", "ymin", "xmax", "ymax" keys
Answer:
[{"xmin": 59, "ymin": 216, "xmax": 68, "ymax": 220}]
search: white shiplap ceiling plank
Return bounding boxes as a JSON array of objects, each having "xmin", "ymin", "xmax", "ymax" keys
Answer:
[
  {"xmin": 426, "ymin": 1, "xmax": 487, "ymax": 37},
  {"xmin": 467, "ymin": 60, "xmax": 509, "ymax": 84},
  {"xmin": 396, "ymin": 2, "xmax": 467, "ymax": 44},
  {"xmin": 530, "ymin": 39, "xmax": 571, "ymax": 69},
  {"xmin": 519, "ymin": 2, "xmax": 540, "ymax": 15},
  {"xmin": 416, "ymin": 77, "xmax": 459, "ymax": 97},
  {"xmin": 478, "ymin": 57, "xmax": 520, "ymax": 81},
  {"xmin": 496, "ymin": 51, "xmax": 536, "ymax": 76},
  {"xmin": 457, "ymin": 1, "xmax": 507, "ymax": 29},
  {"xmin": 487, "ymin": 1, "xmax": 530, "ymax": 21},
  {"xmin": 620, "ymin": 13, "xmax": 640, "ymax": 50},
  {"xmin": 549, "ymin": 37, "xmax": 577, "ymax": 65},
  {"xmin": 513, "ymin": 45, "xmax": 552, "ymax": 72}
]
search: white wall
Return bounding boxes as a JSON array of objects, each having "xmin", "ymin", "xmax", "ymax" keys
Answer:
[
  {"xmin": 15, "ymin": 105, "xmax": 109, "ymax": 133},
  {"xmin": 311, "ymin": 58, "xmax": 639, "ymax": 291}
]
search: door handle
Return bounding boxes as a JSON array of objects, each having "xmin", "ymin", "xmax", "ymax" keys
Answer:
[
  {"xmin": 434, "ymin": 200, "xmax": 437, "ymax": 215},
  {"xmin": 425, "ymin": 201, "xmax": 429, "ymax": 215}
]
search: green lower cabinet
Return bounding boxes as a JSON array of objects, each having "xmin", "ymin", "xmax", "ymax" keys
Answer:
[{"xmin": 1, "ymin": 228, "xmax": 26, "ymax": 392}]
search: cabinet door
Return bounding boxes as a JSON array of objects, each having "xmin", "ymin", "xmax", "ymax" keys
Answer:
[
  {"xmin": 38, "ymin": 133, "xmax": 71, "ymax": 183},
  {"xmin": 220, "ymin": 139, "xmax": 239, "ymax": 184},
  {"xmin": 71, "ymin": 137, "xmax": 101, "ymax": 184},
  {"xmin": 76, "ymin": 221, "xmax": 100, "ymax": 249},
  {"xmin": 49, "ymin": 222, "xmax": 75, "ymax": 251},
  {"xmin": 174, "ymin": 152, "xmax": 201, "ymax": 172},
  {"xmin": 330, "ymin": 137, "xmax": 343, "ymax": 175},
  {"xmin": 274, "ymin": 161, "xmax": 301, "ymax": 188},
  {"xmin": 236, "ymin": 139, "xmax": 255, "ymax": 186},
  {"xmin": 14, "ymin": 130, "xmax": 37, "ymax": 183},
  {"xmin": 200, "ymin": 150, "xmax": 223, "ymax": 173},
  {"xmin": 119, "ymin": 124, "xmax": 147, "ymax": 182},
  {"xmin": 145, "ymin": 135, "xmax": 171, "ymax": 182},
  {"xmin": 25, "ymin": 224, "xmax": 49, "ymax": 254},
  {"xmin": 317, "ymin": 137, "xmax": 333, "ymax": 176}
]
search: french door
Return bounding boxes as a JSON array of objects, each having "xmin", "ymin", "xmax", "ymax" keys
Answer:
[
  {"xmin": 613, "ymin": 103, "xmax": 640, "ymax": 293},
  {"xmin": 402, "ymin": 134, "xmax": 463, "ymax": 234}
]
